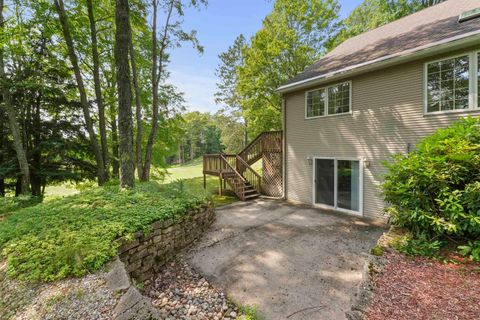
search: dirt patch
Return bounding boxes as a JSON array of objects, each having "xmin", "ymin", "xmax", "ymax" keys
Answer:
[{"xmin": 366, "ymin": 251, "xmax": 480, "ymax": 320}]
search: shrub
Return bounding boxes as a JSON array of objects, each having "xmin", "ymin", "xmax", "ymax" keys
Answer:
[
  {"xmin": 382, "ymin": 117, "xmax": 480, "ymax": 239},
  {"xmin": 458, "ymin": 241, "xmax": 480, "ymax": 261},
  {"xmin": 391, "ymin": 234, "xmax": 445, "ymax": 258},
  {"xmin": 0, "ymin": 181, "xmax": 207, "ymax": 282}
]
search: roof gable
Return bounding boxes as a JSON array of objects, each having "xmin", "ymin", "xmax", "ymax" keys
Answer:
[{"xmin": 281, "ymin": 0, "xmax": 480, "ymax": 90}]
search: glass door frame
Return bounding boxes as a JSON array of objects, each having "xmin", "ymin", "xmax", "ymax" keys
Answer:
[{"xmin": 312, "ymin": 156, "xmax": 364, "ymax": 216}]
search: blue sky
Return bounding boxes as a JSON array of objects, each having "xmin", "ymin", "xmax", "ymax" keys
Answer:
[{"xmin": 168, "ymin": 0, "xmax": 363, "ymax": 113}]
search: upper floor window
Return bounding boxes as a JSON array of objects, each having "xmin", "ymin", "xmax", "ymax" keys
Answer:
[
  {"xmin": 306, "ymin": 81, "xmax": 351, "ymax": 119},
  {"xmin": 425, "ymin": 52, "xmax": 479, "ymax": 114}
]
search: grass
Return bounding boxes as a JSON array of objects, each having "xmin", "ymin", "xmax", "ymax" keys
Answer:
[
  {"xmin": 0, "ymin": 159, "xmax": 237, "ymax": 282},
  {"xmin": 164, "ymin": 158, "xmax": 237, "ymax": 207},
  {"xmin": 164, "ymin": 158, "xmax": 204, "ymax": 182}
]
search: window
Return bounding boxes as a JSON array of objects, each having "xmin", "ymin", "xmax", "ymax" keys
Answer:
[
  {"xmin": 426, "ymin": 55, "xmax": 470, "ymax": 112},
  {"xmin": 328, "ymin": 82, "xmax": 351, "ymax": 115},
  {"xmin": 306, "ymin": 89, "xmax": 326, "ymax": 117},
  {"xmin": 425, "ymin": 51, "xmax": 480, "ymax": 113},
  {"xmin": 306, "ymin": 82, "xmax": 351, "ymax": 118},
  {"xmin": 314, "ymin": 157, "xmax": 362, "ymax": 214}
]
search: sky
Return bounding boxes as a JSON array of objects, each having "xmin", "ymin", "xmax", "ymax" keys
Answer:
[{"xmin": 168, "ymin": 0, "xmax": 363, "ymax": 113}]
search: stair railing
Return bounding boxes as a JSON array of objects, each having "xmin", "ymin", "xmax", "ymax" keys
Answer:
[
  {"xmin": 236, "ymin": 155, "xmax": 261, "ymax": 194},
  {"xmin": 239, "ymin": 132, "xmax": 264, "ymax": 165},
  {"xmin": 219, "ymin": 154, "xmax": 247, "ymax": 200}
]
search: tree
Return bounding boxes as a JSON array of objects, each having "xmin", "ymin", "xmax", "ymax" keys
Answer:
[
  {"xmin": 215, "ymin": 34, "xmax": 248, "ymax": 146},
  {"xmin": 237, "ymin": 0, "xmax": 339, "ymax": 137},
  {"xmin": 87, "ymin": 0, "xmax": 109, "ymax": 179},
  {"xmin": 138, "ymin": 0, "xmax": 206, "ymax": 181},
  {"xmin": 54, "ymin": 0, "xmax": 107, "ymax": 185},
  {"xmin": 115, "ymin": 0, "xmax": 135, "ymax": 188},
  {"xmin": 0, "ymin": 0, "xmax": 31, "ymax": 195},
  {"xmin": 214, "ymin": 112, "xmax": 246, "ymax": 154},
  {"xmin": 327, "ymin": 0, "xmax": 446, "ymax": 50}
]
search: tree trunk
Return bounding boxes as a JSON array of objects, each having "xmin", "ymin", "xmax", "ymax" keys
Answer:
[
  {"xmin": 0, "ymin": 0, "xmax": 30, "ymax": 195},
  {"xmin": 115, "ymin": 0, "xmax": 135, "ymax": 188},
  {"xmin": 0, "ymin": 107, "xmax": 4, "ymax": 197},
  {"xmin": 87, "ymin": 0, "xmax": 109, "ymax": 180},
  {"xmin": 141, "ymin": 0, "xmax": 174, "ymax": 181},
  {"xmin": 110, "ymin": 107, "xmax": 120, "ymax": 179},
  {"xmin": 190, "ymin": 141, "xmax": 194, "ymax": 161},
  {"xmin": 31, "ymin": 94, "xmax": 42, "ymax": 197},
  {"xmin": 54, "ymin": 0, "xmax": 106, "ymax": 185},
  {"xmin": 128, "ymin": 18, "xmax": 144, "ymax": 180}
]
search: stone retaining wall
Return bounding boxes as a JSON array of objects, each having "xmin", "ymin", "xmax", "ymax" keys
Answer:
[{"xmin": 117, "ymin": 204, "xmax": 215, "ymax": 282}]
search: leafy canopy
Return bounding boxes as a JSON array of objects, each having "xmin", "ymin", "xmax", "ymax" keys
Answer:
[{"xmin": 236, "ymin": 0, "xmax": 339, "ymax": 137}]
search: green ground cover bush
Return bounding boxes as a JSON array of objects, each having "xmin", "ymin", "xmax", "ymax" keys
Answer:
[
  {"xmin": 0, "ymin": 181, "xmax": 207, "ymax": 282},
  {"xmin": 382, "ymin": 117, "xmax": 480, "ymax": 259}
]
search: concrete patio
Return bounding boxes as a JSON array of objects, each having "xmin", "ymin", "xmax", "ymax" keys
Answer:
[{"xmin": 186, "ymin": 199, "xmax": 386, "ymax": 320}]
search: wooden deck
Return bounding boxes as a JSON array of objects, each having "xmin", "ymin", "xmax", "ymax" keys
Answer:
[{"xmin": 203, "ymin": 131, "xmax": 283, "ymax": 201}]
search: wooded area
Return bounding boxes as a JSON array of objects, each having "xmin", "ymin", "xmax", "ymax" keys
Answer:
[{"xmin": 0, "ymin": 0, "xmax": 443, "ymax": 197}]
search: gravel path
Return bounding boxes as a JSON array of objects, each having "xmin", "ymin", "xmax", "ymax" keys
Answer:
[
  {"xmin": 2, "ymin": 257, "xmax": 245, "ymax": 320},
  {"xmin": 1, "ymin": 260, "xmax": 119, "ymax": 320},
  {"xmin": 366, "ymin": 251, "xmax": 480, "ymax": 320},
  {"xmin": 145, "ymin": 259, "xmax": 241, "ymax": 320}
]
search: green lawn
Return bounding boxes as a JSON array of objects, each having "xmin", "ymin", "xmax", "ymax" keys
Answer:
[
  {"xmin": 164, "ymin": 158, "xmax": 204, "ymax": 182},
  {"xmin": 164, "ymin": 158, "xmax": 237, "ymax": 207}
]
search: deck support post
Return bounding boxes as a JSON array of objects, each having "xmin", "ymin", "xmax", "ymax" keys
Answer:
[
  {"xmin": 219, "ymin": 177, "xmax": 223, "ymax": 196},
  {"xmin": 203, "ymin": 174, "xmax": 206, "ymax": 190}
]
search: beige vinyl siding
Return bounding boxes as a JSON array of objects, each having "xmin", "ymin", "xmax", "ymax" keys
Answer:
[{"xmin": 284, "ymin": 48, "xmax": 480, "ymax": 219}]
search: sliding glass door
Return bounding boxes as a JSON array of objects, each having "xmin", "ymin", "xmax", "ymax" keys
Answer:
[
  {"xmin": 315, "ymin": 159, "xmax": 335, "ymax": 206},
  {"xmin": 314, "ymin": 158, "xmax": 362, "ymax": 213}
]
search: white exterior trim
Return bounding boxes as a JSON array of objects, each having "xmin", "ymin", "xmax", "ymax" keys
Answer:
[
  {"xmin": 311, "ymin": 156, "xmax": 364, "ymax": 216},
  {"xmin": 278, "ymin": 32, "xmax": 480, "ymax": 94},
  {"xmin": 305, "ymin": 81, "xmax": 352, "ymax": 119}
]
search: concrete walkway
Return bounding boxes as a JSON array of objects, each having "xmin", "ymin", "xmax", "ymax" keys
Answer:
[{"xmin": 186, "ymin": 199, "xmax": 386, "ymax": 320}]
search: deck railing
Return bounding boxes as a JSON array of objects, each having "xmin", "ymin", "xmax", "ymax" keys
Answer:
[
  {"xmin": 203, "ymin": 130, "xmax": 283, "ymax": 200},
  {"xmin": 239, "ymin": 131, "xmax": 282, "ymax": 165},
  {"xmin": 203, "ymin": 154, "xmax": 236, "ymax": 175}
]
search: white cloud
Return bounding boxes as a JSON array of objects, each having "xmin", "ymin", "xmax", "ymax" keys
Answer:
[{"xmin": 169, "ymin": 68, "xmax": 221, "ymax": 114}]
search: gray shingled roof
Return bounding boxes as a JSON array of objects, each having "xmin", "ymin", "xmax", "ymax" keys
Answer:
[{"xmin": 282, "ymin": 0, "xmax": 480, "ymax": 87}]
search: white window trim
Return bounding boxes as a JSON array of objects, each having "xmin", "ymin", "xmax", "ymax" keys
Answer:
[
  {"xmin": 476, "ymin": 51, "xmax": 479, "ymax": 109},
  {"xmin": 311, "ymin": 156, "xmax": 364, "ymax": 216},
  {"xmin": 305, "ymin": 81, "xmax": 353, "ymax": 119},
  {"xmin": 423, "ymin": 51, "xmax": 480, "ymax": 115}
]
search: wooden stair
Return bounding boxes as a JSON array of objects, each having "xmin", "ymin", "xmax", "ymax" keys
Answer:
[{"xmin": 203, "ymin": 131, "xmax": 283, "ymax": 201}]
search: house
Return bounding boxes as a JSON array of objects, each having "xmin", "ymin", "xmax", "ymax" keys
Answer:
[{"xmin": 277, "ymin": 0, "xmax": 480, "ymax": 219}]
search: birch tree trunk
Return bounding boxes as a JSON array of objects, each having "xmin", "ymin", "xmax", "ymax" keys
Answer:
[
  {"xmin": 0, "ymin": 0, "xmax": 31, "ymax": 194},
  {"xmin": 54, "ymin": 0, "xmax": 106, "ymax": 185},
  {"xmin": 115, "ymin": 0, "xmax": 135, "ymax": 188},
  {"xmin": 87, "ymin": 0, "xmax": 109, "ymax": 180}
]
